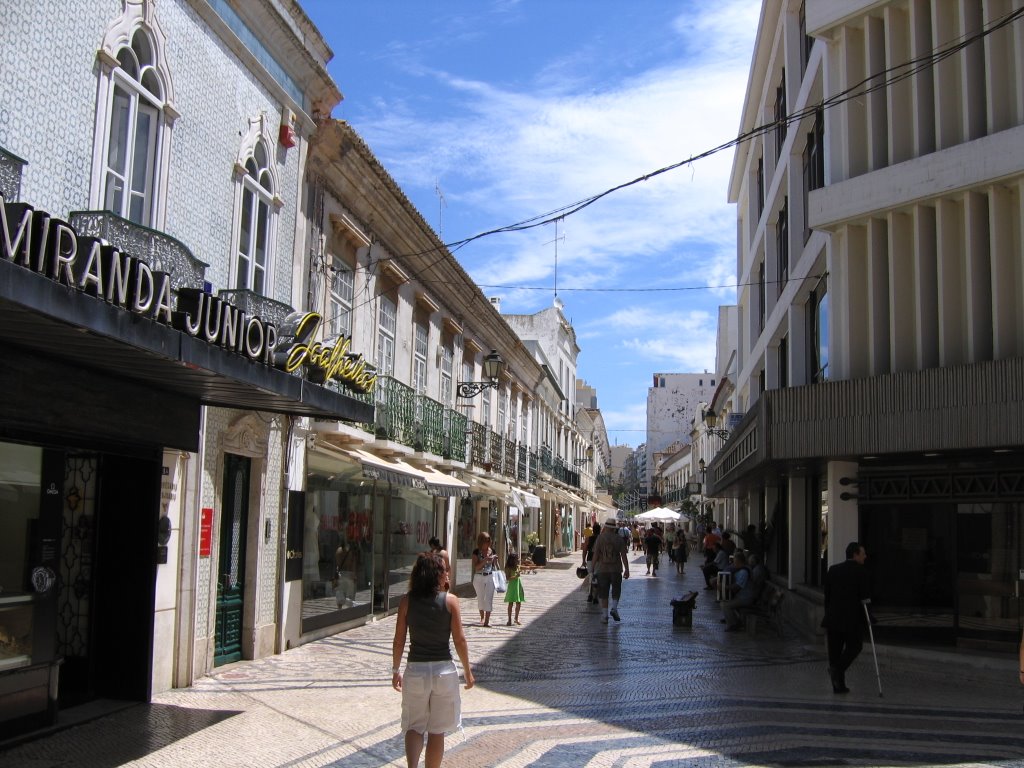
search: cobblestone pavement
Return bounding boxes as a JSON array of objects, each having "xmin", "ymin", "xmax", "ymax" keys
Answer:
[{"xmin": 5, "ymin": 554, "xmax": 1024, "ymax": 768}]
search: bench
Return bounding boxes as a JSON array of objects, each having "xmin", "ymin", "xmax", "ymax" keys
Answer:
[{"xmin": 740, "ymin": 582, "xmax": 785, "ymax": 637}]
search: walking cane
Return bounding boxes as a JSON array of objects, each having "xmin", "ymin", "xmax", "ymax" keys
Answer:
[{"xmin": 863, "ymin": 601, "xmax": 883, "ymax": 698}]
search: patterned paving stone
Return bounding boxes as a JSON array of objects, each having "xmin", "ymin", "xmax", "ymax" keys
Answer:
[{"xmin": 3, "ymin": 554, "xmax": 1023, "ymax": 767}]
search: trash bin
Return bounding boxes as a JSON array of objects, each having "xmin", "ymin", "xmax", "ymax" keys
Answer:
[
  {"xmin": 531, "ymin": 545, "xmax": 546, "ymax": 566},
  {"xmin": 670, "ymin": 591, "xmax": 697, "ymax": 627}
]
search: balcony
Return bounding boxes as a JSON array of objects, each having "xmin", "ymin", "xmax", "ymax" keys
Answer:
[
  {"xmin": 351, "ymin": 375, "xmax": 467, "ymax": 462},
  {"xmin": 216, "ymin": 289, "xmax": 293, "ymax": 329},
  {"xmin": 0, "ymin": 146, "xmax": 26, "ymax": 202},
  {"xmin": 68, "ymin": 210, "xmax": 208, "ymax": 296}
]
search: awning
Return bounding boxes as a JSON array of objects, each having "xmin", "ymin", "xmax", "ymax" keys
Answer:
[
  {"xmin": 463, "ymin": 474, "xmax": 511, "ymax": 497},
  {"xmin": 320, "ymin": 447, "xmax": 470, "ymax": 497},
  {"xmin": 411, "ymin": 464, "xmax": 471, "ymax": 498},
  {"xmin": 0, "ymin": 257, "xmax": 373, "ymax": 423},
  {"xmin": 345, "ymin": 449, "xmax": 426, "ymax": 490},
  {"xmin": 507, "ymin": 486, "xmax": 541, "ymax": 508}
]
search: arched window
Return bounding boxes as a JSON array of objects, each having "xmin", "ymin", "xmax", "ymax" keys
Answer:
[
  {"xmin": 236, "ymin": 140, "xmax": 275, "ymax": 295},
  {"xmin": 93, "ymin": 2, "xmax": 176, "ymax": 227}
]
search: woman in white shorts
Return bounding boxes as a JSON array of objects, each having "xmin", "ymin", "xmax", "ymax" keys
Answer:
[
  {"xmin": 471, "ymin": 532, "xmax": 498, "ymax": 626},
  {"xmin": 393, "ymin": 553, "xmax": 474, "ymax": 768}
]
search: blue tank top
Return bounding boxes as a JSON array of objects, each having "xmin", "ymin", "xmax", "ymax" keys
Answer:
[{"xmin": 407, "ymin": 592, "xmax": 452, "ymax": 662}]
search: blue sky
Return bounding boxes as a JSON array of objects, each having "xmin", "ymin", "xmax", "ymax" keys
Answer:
[{"xmin": 299, "ymin": 0, "xmax": 759, "ymax": 447}]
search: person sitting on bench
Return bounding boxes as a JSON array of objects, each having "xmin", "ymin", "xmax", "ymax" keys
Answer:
[
  {"xmin": 721, "ymin": 551, "xmax": 755, "ymax": 631},
  {"xmin": 702, "ymin": 542, "xmax": 730, "ymax": 589}
]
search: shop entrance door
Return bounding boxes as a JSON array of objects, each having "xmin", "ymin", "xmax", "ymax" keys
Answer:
[
  {"xmin": 215, "ymin": 454, "xmax": 250, "ymax": 666},
  {"xmin": 956, "ymin": 503, "xmax": 1023, "ymax": 649}
]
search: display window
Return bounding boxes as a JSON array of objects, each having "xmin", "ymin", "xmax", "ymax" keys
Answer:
[
  {"xmin": 455, "ymin": 498, "xmax": 477, "ymax": 586},
  {"xmin": 0, "ymin": 442, "xmax": 42, "ymax": 671},
  {"xmin": 303, "ymin": 456, "xmax": 374, "ymax": 625},
  {"xmin": 381, "ymin": 485, "xmax": 436, "ymax": 608}
]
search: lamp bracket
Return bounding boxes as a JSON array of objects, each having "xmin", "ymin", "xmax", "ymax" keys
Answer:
[{"xmin": 457, "ymin": 380, "xmax": 499, "ymax": 399}]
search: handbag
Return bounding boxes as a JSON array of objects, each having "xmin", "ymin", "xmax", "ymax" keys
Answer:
[
  {"xmin": 492, "ymin": 569, "xmax": 508, "ymax": 593},
  {"xmin": 576, "ymin": 565, "xmax": 589, "ymax": 579}
]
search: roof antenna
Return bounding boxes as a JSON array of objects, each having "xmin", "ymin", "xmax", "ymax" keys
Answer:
[
  {"xmin": 435, "ymin": 180, "xmax": 447, "ymax": 241},
  {"xmin": 543, "ymin": 219, "xmax": 565, "ymax": 309}
]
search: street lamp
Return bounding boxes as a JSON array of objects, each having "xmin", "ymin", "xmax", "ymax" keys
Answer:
[
  {"xmin": 703, "ymin": 408, "xmax": 731, "ymax": 439},
  {"xmin": 574, "ymin": 446, "xmax": 594, "ymax": 467},
  {"xmin": 457, "ymin": 349, "xmax": 505, "ymax": 398}
]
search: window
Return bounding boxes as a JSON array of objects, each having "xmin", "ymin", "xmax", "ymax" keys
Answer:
[
  {"xmin": 510, "ymin": 399, "xmax": 519, "ymax": 441},
  {"xmin": 97, "ymin": 27, "xmax": 169, "ymax": 226},
  {"xmin": 778, "ymin": 335, "xmax": 788, "ymax": 388},
  {"xmin": 799, "ymin": 1, "xmax": 814, "ymax": 73},
  {"xmin": 802, "ymin": 108, "xmax": 825, "ymax": 245},
  {"xmin": 808, "ymin": 278, "xmax": 829, "ymax": 382},
  {"xmin": 377, "ymin": 295, "xmax": 396, "ymax": 376},
  {"xmin": 777, "ymin": 198, "xmax": 789, "ymax": 288},
  {"xmin": 758, "ymin": 260, "xmax": 766, "ymax": 333},
  {"xmin": 521, "ymin": 403, "xmax": 528, "ymax": 445},
  {"xmin": 328, "ymin": 257, "xmax": 354, "ymax": 338},
  {"xmin": 412, "ymin": 322, "xmax": 428, "ymax": 393},
  {"xmin": 497, "ymin": 390, "xmax": 507, "ymax": 435},
  {"xmin": 774, "ymin": 69, "xmax": 787, "ymax": 161},
  {"xmin": 235, "ymin": 140, "xmax": 275, "ymax": 295},
  {"xmin": 481, "ymin": 386, "xmax": 492, "ymax": 427},
  {"xmin": 439, "ymin": 343, "xmax": 453, "ymax": 406},
  {"xmin": 756, "ymin": 156, "xmax": 765, "ymax": 221}
]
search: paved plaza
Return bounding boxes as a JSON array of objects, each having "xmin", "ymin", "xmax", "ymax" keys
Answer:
[{"xmin": 4, "ymin": 554, "xmax": 1024, "ymax": 768}]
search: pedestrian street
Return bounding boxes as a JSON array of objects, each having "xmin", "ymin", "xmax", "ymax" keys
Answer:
[{"xmin": 4, "ymin": 553, "xmax": 1024, "ymax": 768}]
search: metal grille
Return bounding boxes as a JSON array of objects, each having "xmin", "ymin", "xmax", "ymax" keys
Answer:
[{"xmin": 57, "ymin": 454, "xmax": 98, "ymax": 658}]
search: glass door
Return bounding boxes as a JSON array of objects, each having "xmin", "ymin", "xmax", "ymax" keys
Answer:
[{"xmin": 956, "ymin": 502, "xmax": 1023, "ymax": 648}]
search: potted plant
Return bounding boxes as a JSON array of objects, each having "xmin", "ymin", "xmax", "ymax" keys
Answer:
[{"xmin": 525, "ymin": 531, "xmax": 540, "ymax": 554}]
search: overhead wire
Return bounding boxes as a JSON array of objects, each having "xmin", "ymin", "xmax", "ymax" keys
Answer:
[{"xmin": 317, "ymin": 6, "xmax": 1023, "ymax": 329}]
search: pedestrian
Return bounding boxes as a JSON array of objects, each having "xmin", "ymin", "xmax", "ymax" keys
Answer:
[
  {"xmin": 504, "ymin": 553, "xmax": 525, "ymax": 625},
  {"xmin": 644, "ymin": 524, "xmax": 664, "ymax": 576},
  {"xmin": 471, "ymin": 532, "xmax": 498, "ymax": 627},
  {"xmin": 582, "ymin": 522, "xmax": 600, "ymax": 604},
  {"xmin": 593, "ymin": 516, "xmax": 630, "ymax": 623},
  {"xmin": 428, "ymin": 536, "xmax": 451, "ymax": 590},
  {"xmin": 672, "ymin": 529, "xmax": 689, "ymax": 574},
  {"xmin": 391, "ymin": 552, "xmax": 474, "ymax": 768},
  {"xmin": 1019, "ymin": 627, "xmax": 1023, "ymax": 686},
  {"xmin": 822, "ymin": 541, "xmax": 871, "ymax": 694}
]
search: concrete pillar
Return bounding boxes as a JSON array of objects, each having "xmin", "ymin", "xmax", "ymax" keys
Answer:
[{"xmin": 788, "ymin": 476, "xmax": 807, "ymax": 589}]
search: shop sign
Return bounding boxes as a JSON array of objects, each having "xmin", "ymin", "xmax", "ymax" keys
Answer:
[
  {"xmin": 273, "ymin": 312, "xmax": 376, "ymax": 394},
  {"xmin": 0, "ymin": 200, "xmax": 374, "ymax": 386},
  {"xmin": 199, "ymin": 507, "xmax": 213, "ymax": 557}
]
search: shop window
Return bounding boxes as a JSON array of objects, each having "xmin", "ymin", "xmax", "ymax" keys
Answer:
[
  {"xmin": 0, "ymin": 443, "xmax": 41, "ymax": 608},
  {"xmin": 94, "ymin": 20, "xmax": 174, "ymax": 227},
  {"xmin": 233, "ymin": 138, "xmax": 277, "ymax": 296},
  {"xmin": 377, "ymin": 295, "xmax": 396, "ymax": 376},
  {"xmin": 302, "ymin": 461, "xmax": 375, "ymax": 629}
]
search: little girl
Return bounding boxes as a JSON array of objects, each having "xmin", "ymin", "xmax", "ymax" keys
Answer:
[{"xmin": 504, "ymin": 553, "xmax": 525, "ymax": 625}]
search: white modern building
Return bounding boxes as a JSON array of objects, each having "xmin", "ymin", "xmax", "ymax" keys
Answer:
[
  {"xmin": 715, "ymin": 0, "xmax": 1024, "ymax": 651},
  {"xmin": 645, "ymin": 372, "xmax": 717, "ymax": 494}
]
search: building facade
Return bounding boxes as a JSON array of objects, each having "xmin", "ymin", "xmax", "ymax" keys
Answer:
[
  {"xmin": 0, "ymin": 0, "xmax": 375, "ymax": 736},
  {"xmin": 645, "ymin": 372, "xmax": 717, "ymax": 493},
  {"xmin": 715, "ymin": 0, "xmax": 1024, "ymax": 652}
]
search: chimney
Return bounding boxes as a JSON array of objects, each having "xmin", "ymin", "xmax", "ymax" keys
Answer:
[{"xmin": 489, "ymin": 296, "xmax": 502, "ymax": 312}]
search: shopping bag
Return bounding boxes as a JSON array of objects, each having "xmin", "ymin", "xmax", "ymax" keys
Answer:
[{"xmin": 492, "ymin": 569, "xmax": 508, "ymax": 593}]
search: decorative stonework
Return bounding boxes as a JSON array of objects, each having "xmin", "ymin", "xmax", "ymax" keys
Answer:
[
  {"xmin": 98, "ymin": 0, "xmax": 177, "ymax": 117},
  {"xmin": 222, "ymin": 412, "xmax": 270, "ymax": 459}
]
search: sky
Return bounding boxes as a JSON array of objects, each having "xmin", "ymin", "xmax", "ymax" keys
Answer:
[{"xmin": 298, "ymin": 0, "xmax": 761, "ymax": 447}]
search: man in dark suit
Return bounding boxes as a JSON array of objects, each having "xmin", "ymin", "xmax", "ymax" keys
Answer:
[{"xmin": 823, "ymin": 541, "xmax": 870, "ymax": 694}]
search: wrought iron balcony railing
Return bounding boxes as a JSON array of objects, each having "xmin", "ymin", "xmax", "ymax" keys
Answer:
[
  {"xmin": 217, "ymin": 289, "xmax": 293, "ymax": 329},
  {"xmin": 0, "ymin": 146, "xmax": 26, "ymax": 202},
  {"xmin": 68, "ymin": 210, "xmax": 208, "ymax": 297}
]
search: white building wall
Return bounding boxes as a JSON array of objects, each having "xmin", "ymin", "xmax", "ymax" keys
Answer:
[{"xmin": 645, "ymin": 373, "xmax": 716, "ymax": 491}]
